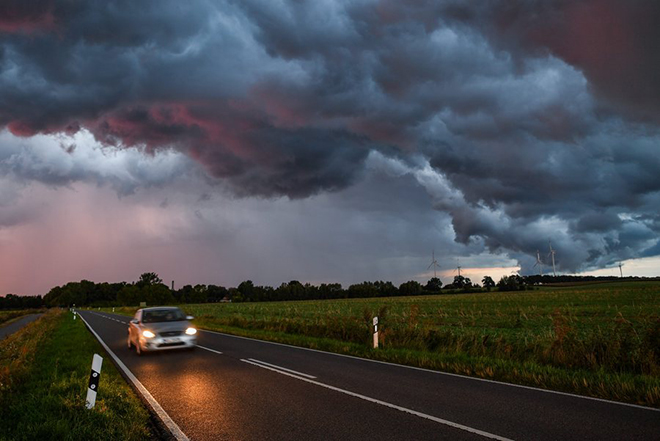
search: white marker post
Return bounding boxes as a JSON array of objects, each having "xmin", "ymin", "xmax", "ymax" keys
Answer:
[
  {"xmin": 373, "ymin": 316, "xmax": 379, "ymax": 349},
  {"xmin": 85, "ymin": 354, "xmax": 103, "ymax": 409},
  {"xmin": 73, "ymin": 310, "xmax": 77, "ymax": 320}
]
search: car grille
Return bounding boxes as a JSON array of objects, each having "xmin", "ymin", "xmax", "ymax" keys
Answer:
[
  {"xmin": 159, "ymin": 331, "xmax": 183, "ymax": 337},
  {"xmin": 157, "ymin": 342, "xmax": 185, "ymax": 348}
]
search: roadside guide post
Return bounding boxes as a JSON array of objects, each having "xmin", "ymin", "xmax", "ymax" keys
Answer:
[
  {"xmin": 85, "ymin": 354, "xmax": 103, "ymax": 409},
  {"xmin": 373, "ymin": 316, "xmax": 379, "ymax": 348}
]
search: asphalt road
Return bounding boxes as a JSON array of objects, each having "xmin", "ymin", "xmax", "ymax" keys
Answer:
[
  {"xmin": 78, "ymin": 310, "xmax": 659, "ymax": 441},
  {"xmin": 0, "ymin": 313, "xmax": 43, "ymax": 340}
]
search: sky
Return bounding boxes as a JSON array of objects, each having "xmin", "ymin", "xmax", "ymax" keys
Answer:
[{"xmin": 1, "ymin": 0, "xmax": 659, "ymax": 296}]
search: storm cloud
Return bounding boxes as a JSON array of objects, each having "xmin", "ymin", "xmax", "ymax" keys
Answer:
[{"xmin": 1, "ymin": 0, "xmax": 659, "ymax": 275}]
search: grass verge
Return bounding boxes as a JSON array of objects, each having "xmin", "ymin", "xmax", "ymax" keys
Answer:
[{"xmin": 0, "ymin": 309, "xmax": 154, "ymax": 441}]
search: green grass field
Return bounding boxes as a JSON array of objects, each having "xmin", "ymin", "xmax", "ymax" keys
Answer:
[
  {"xmin": 0, "ymin": 310, "xmax": 154, "ymax": 440},
  {"xmin": 109, "ymin": 281, "xmax": 660, "ymax": 407}
]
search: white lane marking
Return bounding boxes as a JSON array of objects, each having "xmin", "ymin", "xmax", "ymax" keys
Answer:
[
  {"xmin": 203, "ymin": 329, "xmax": 658, "ymax": 413},
  {"xmin": 90, "ymin": 311, "xmax": 128, "ymax": 325},
  {"xmin": 247, "ymin": 358, "xmax": 317, "ymax": 379},
  {"xmin": 197, "ymin": 345, "xmax": 223, "ymax": 355},
  {"xmin": 77, "ymin": 312, "xmax": 190, "ymax": 441},
  {"xmin": 240, "ymin": 358, "xmax": 511, "ymax": 441}
]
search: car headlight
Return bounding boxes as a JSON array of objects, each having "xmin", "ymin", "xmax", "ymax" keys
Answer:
[
  {"xmin": 142, "ymin": 330, "xmax": 155, "ymax": 338},
  {"xmin": 185, "ymin": 327, "xmax": 197, "ymax": 335}
]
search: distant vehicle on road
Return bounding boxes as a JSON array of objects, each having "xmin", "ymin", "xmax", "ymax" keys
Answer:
[{"xmin": 128, "ymin": 307, "xmax": 197, "ymax": 355}]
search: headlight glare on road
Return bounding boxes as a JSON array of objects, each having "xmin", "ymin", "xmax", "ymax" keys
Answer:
[
  {"xmin": 142, "ymin": 330, "xmax": 155, "ymax": 338},
  {"xmin": 185, "ymin": 327, "xmax": 197, "ymax": 335}
]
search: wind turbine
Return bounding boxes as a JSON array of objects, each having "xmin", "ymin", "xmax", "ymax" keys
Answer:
[
  {"xmin": 533, "ymin": 250, "xmax": 544, "ymax": 276},
  {"xmin": 548, "ymin": 241, "xmax": 557, "ymax": 277},
  {"xmin": 427, "ymin": 250, "xmax": 440, "ymax": 278},
  {"xmin": 454, "ymin": 259, "xmax": 462, "ymax": 277}
]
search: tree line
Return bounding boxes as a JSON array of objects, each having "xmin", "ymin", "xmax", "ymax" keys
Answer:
[
  {"xmin": 0, "ymin": 294, "xmax": 44, "ymax": 310},
  {"xmin": 1, "ymin": 272, "xmax": 648, "ymax": 309},
  {"xmin": 5, "ymin": 272, "xmax": 529, "ymax": 308}
]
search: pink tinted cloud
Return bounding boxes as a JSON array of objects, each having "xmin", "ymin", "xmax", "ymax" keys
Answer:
[
  {"xmin": 0, "ymin": 0, "xmax": 55, "ymax": 34},
  {"xmin": 90, "ymin": 98, "xmax": 319, "ymax": 172},
  {"xmin": 525, "ymin": 0, "xmax": 660, "ymax": 118},
  {"xmin": 7, "ymin": 120, "xmax": 40, "ymax": 137}
]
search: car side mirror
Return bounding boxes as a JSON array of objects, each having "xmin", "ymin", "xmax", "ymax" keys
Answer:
[
  {"xmin": 131, "ymin": 319, "xmax": 138, "ymax": 324},
  {"xmin": 186, "ymin": 316, "xmax": 194, "ymax": 320}
]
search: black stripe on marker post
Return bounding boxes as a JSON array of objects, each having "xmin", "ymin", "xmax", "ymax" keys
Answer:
[{"xmin": 88, "ymin": 369, "xmax": 100, "ymax": 391}]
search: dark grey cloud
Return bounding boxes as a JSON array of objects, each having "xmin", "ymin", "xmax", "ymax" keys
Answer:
[
  {"xmin": 0, "ymin": 0, "xmax": 659, "ymax": 273},
  {"xmin": 574, "ymin": 212, "xmax": 622, "ymax": 234}
]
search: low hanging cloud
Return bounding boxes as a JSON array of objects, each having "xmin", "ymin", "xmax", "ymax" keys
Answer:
[{"xmin": 1, "ymin": 0, "xmax": 659, "ymax": 273}]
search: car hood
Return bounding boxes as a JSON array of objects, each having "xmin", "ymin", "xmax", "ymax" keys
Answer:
[{"xmin": 142, "ymin": 321, "xmax": 191, "ymax": 334}]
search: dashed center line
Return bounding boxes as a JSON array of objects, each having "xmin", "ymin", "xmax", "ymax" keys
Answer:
[
  {"xmin": 197, "ymin": 345, "xmax": 223, "ymax": 355},
  {"xmin": 246, "ymin": 358, "xmax": 317, "ymax": 379}
]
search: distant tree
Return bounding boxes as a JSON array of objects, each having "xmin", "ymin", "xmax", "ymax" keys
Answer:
[
  {"xmin": 424, "ymin": 277, "xmax": 443, "ymax": 292},
  {"xmin": 176, "ymin": 285, "xmax": 195, "ymax": 303},
  {"xmin": 373, "ymin": 281, "xmax": 398, "ymax": 297},
  {"xmin": 482, "ymin": 276, "xmax": 495, "ymax": 291},
  {"xmin": 44, "ymin": 286, "xmax": 67, "ymax": 307},
  {"xmin": 237, "ymin": 280, "xmax": 256, "ymax": 301},
  {"xmin": 117, "ymin": 285, "xmax": 140, "ymax": 306},
  {"xmin": 318, "ymin": 283, "xmax": 343, "ymax": 299},
  {"xmin": 137, "ymin": 272, "xmax": 163, "ymax": 288},
  {"xmin": 399, "ymin": 280, "xmax": 423, "ymax": 296},
  {"xmin": 283, "ymin": 281, "xmax": 305, "ymax": 300},
  {"xmin": 497, "ymin": 275, "xmax": 527, "ymax": 291},
  {"xmin": 207, "ymin": 285, "xmax": 229, "ymax": 302},
  {"xmin": 348, "ymin": 282, "xmax": 379, "ymax": 298},
  {"xmin": 230, "ymin": 288, "xmax": 243, "ymax": 303},
  {"xmin": 0, "ymin": 294, "xmax": 43, "ymax": 309},
  {"xmin": 186, "ymin": 284, "xmax": 208, "ymax": 304},
  {"xmin": 142, "ymin": 283, "xmax": 175, "ymax": 305},
  {"xmin": 451, "ymin": 275, "xmax": 472, "ymax": 289}
]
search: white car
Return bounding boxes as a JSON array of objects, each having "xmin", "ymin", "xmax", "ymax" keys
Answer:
[{"xmin": 127, "ymin": 307, "xmax": 197, "ymax": 355}]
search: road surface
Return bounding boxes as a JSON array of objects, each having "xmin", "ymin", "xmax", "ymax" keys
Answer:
[
  {"xmin": 78, "ymin": 310, "xmax": 659, "ymax": 441},
  {"xmin": 0, "ymin": 313, "xmax": 43, "ymax": 340}
]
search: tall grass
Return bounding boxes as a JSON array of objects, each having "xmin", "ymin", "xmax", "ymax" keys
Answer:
[
  {"xmin": 0, "ymin": 310, "xmax": 154, "ymax": 440},
  {"xmin": 0, "ymin": 310, "xmax": 58, "ymax": 394}
]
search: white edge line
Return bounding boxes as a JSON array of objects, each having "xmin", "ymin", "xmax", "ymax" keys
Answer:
[
  {"xmin": 247, "ymin": 358, "xmax": 317, "ymax": 379},
  {"xmin": 197, "ymin": 345, "xmax": 223, "ymax": 355},
  {"xmin": 202, "ymin": 329, "xmax": 659, "ymax": 413},
  {"xmin": 240, "ymin": 358, "xmax": 512, "ymax": 441},
  {"xmin": 77, "ymin": 311, "xmax": 190, "ymax": 441}
]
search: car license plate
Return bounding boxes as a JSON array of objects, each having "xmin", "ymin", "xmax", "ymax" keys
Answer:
[{"xmin": 163, "ymin": 338, "xmax": 179, "ymax": 343}]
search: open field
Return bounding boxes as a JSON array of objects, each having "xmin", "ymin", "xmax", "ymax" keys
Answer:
[
  {"xmin": 0, "ymin": 310, "xmax": 153, "ymax": 440},
  {"xmin": 108, "ymin": 281, "xmax": 660, "ymax": 407}
]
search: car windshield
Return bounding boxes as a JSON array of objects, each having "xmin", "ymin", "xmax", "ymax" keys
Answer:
[{"xmin": 142, "ymin": 309, "xmax": 185, "ymax": 323}]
